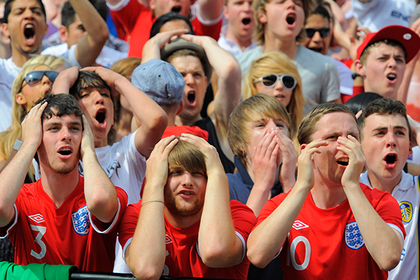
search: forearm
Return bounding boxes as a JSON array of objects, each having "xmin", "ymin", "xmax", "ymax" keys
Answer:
[
  {"xmin": 0, "ymin": 143, "xmax": 37, "ymax": 226},
  {"xmin": 82, "ymin": 149, "xmax": 118, "ymax": 223},
  {"xmin": 246, "ymin": 183, "xmax": 271, "ymax": 216},
  {"xmin": 345, "ymin": 183, "xmax": 403, "ymax": 270},
  {"xmin": 141, "ymin": 39, "xmax": 162, "ymax": 64},
  {"xmin": 198, "ymin": 172, "xmax": 241, "ymax": 267},
  {"xmin": 127, "ymin": 183, "xmax": 166, "ymax": 279},
  {"xmin": 247, "ymin": 184, "xmax": 309, "ymax": 268},
  {"xmin": 397, "ymin": 59, "xmax": 417, "ymax": 104}
]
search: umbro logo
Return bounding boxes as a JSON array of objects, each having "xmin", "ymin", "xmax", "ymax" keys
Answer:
[
  {"xmin": 292, "ymin": 220, "xmax": 309, "ymax": 230},
  {"xmin": 165, "ymin": 234, "xmax": 172, "ymax": 244},
  {"xmin": 28, "ymin": 214, "xmax": 45, "ymax": 223}
]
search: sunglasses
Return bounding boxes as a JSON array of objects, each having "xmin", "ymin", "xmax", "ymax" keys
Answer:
[
  {"xmin": 254, "ymin": 74, "xmax": 297, "ymax": 90},
  {"xmin": 305, "ymin": 27, "xmax": 331, "ymax": 38},
  {"xmin": 23, "ymin": 70, "xmax": 59, "ymax": 86}
]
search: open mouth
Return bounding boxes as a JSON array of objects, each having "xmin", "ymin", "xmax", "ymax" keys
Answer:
[
  {"xmin": 171, "ymin": 5, "xmax": 182, "ymax": 13},
  {"xmin": 242, "ymin": 18, "xmax": 251, "ymax": 25},
  {"xmin": 337, "ymin": 159, "xmax": 349, "ymax": 166},
  {"xmin": 309, "ymin": 47, "xmax": 322, "ymax": 53},
  {"xmin": 286, "ymin": 14, "xmax": 296, "ymax": 25},
  {"xmin": 24, "ymin": 24, "xmax": 35, "ymax": 40},
  {"xmin": 387, "ymin": 73, "xmax": 396, "ymax": 81},
  {"xmin": 384, "ymin": 154, "xmax": 397, "ymax": 165},
  {"xmin": 95, "ymin": 109, "xmax": 106, "ymax": 125},
  {"xmin": 187, "ymin": 91, "xmax": 196, "ymax": 105},
  {"xmin": 58, "ymin": 148, "xmax": 72, "ymax": 156}
]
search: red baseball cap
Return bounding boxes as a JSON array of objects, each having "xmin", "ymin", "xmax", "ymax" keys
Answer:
[{"xmin": 356, "ymin": 25, "xmax": 420, "ymax": 63}]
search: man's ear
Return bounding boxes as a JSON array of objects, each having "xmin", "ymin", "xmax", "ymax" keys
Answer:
[
  {"xmin": 223, "ymin": 5, "xmax": 229, "ymax": 20},
  {"xmin": 2, "ymin": 23, "xmax": 10, "ymax": 39},
  {"xmin": 300, "ymin": 143, "xmax": 307, "ymax": 153},
  {"xmin": 354, "ymin": 60, "xmax": 366, "ymax": 77},
  {"xmin": 149, "ymin": 0, "xmax": 156, "ymax": 10},
  {"xmin": 59, "ymin": 25, "xmax": 68, "ymax": 43},
  {"xmin": 16, "ymin": 92, "xmax": 27, "ymax": 106},
  {"xmin": 176, "ymin": 100, "xmax": 184, "ymax": 116}
]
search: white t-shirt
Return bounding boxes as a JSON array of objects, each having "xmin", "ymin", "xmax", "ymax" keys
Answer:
[
  {"xmin": 217, "ymin": 25, "xmax": 258, "ymax": 57},
  {"xmin": 352, "ymin": 0, "xmax": 415, "ymax": 32},
  {"xmin": 360, "ymin": 171, "xmax": 419, "ymax": 280}
]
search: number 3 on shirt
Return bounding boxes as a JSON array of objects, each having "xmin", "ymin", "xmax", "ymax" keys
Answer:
[{"xmin": 30, "ymin": 225, "xmax": 47, "ymax": 259}]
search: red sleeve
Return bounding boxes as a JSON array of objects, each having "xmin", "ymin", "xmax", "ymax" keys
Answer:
[
  {"xmin": 118, "ymin": 200, "xmax": 141, "ymax": 249},
  {"xmin": 255, "ymin": 193, "xmax": 288, "ymax": 228},
  {"xmin": 230, "ymin": 200, "xmax": 257, "ymax": 240},
  {"xmin": 110, "ymin": 0, "xmax": 147, "ymax": 34},
  {"xmin": 191, "ymin": 16, "xmax": 222, "ymax": 41}
]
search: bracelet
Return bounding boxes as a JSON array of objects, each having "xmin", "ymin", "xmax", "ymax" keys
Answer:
[
  {"xmin": 13, "ymin": 139, "xmax": 23, "ymax": 151},
  {"xmin": 141, "ymin": 200, "xmax": 164, "ymax": 207}
]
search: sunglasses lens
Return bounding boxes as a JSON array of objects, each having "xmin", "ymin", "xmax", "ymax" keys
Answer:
[
  {"xmin": 25, "ymin": 72, "xmax": 44, "ymax": 85},
  {"xmin": 46, "ymin": 71, "xmax": 59, "ymax": 82},
  {"xmin": 262, "ymin": 75, "xmax": 278, "ymax": 87},
  {"xmin": 320, "ymin": 28, "xmax": 330, "ymax": 38},
  {"xmin": 305, "ymin": 29, "xmax": 315, "ymax": 38},
  {"xmin": 282, "ymin": 76, "xmax": 295, "ymax": 90}
]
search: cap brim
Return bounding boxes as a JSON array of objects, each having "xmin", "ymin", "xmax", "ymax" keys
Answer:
[{"xmin": 161, "ymin": 38, "xmax": 213, "ymax": 80}]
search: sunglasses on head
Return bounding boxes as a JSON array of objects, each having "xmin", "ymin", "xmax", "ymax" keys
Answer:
[
  {"xmin": 305, "ymin": 27, "xmax": 331, "ymax": 38},
  {"xmin": 23, "ymin": 70, "xmax": 59, "ymax": 86},
  {"xmin": 254, "ymin": 74, "xmax": 297, "ymax": 90}
]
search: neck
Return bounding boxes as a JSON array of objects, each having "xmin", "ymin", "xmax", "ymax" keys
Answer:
[
  {"xmin": 114, "ymin": 108, "xmax": 133, "ymax": 142},
  {"xmin": 263, "ymin": 35, "xmax": 299, "ymax": 60},
  {"xmin": 175, "ymin": 115, "xmax": 201, "ymax": 126},
  {"xmin": 311, "ymin": 175, "xmax": 347, "ymax": 209},
  {"xmin": 40, "ymin": 166, "xmax": 80, "ymax": 208},
  {"xmin": 225, "ymin": 29, "xmax": 253, "ymax": 51},
  {"xmin": 12, "ymin": 47, "xmax": 41, "ymax": 67},
  {"xmin": 366, "ymin": 170, "xmax": 401, "ymax": 194},
  {"xmin": 164, "ymin": 208, "xmax": 202, "ymax": 229}
]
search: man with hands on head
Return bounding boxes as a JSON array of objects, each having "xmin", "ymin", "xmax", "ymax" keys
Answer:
[
  {"xmin": 118, "ymin": 132, "xmax": 256, "ymax": 280},
  {"xmin": 247, "ymin": 103, "xmax": 405, "ymax": 279},
  {"xmin": 0, "ymin": 94, "xmax": 127, "ymax": 272}
]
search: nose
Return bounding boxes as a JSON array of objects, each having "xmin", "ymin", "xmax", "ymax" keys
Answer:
[
  {"xmin": 312, "ymin": 31, "xmax": 322, "ymax": 42},
  {"xmin": 386, "ymin": 133, "xmax": 397, "ymax": 148},
  {"xmin": 61, "ymin": 126, "xmax": 72, "ymax": 142},
  {"xmin": 182, "ymin": 172, "xmax": 193, "ymax": 187},
  {"xmin": 267, "ymin": 119, "xmax": 278, "ymax": 130},
  {"xmin": 388, "ymin": 58, "xmax": 398, "ymax": 69},
  {"xmin": 42, "ymin": 75, "xmax": 52, "ymax": 86},
  {"xmin": 92, "ymin": 91, "xmax": 105, "ymax": 105},
  {"xmin": 184, "ymin": 73, "xmax": 195, "ymax": 86},
  {"xmin": 243, "ymin": 1, "xmax": 252, "ymax": 11}
]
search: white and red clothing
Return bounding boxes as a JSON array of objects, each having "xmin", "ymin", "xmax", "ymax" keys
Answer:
[
  {"xmin": 257, "ymin": 183, "xmax": 405, "ymax": 280},
  {"xmin": 107, "ymin": 0, "xmax": 223, "ymax": 58},
  {"xmin": 0, "ymin": 176, "xmax": 128, "ymax": 273},
  {"xmin": 119, "ymin": 200, "xmax": 256, "ymax": 279}
]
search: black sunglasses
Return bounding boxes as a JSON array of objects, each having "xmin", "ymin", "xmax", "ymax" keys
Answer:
[
  {"xmin": 23, "ymin": 70, "xmax": 59, "ymax": 86},
  {"xmin": 254, "ymin": 74, "xmax": 297, "ymax": 90},
  {"xmin": 305, "ymin": 27, "xmax": 331, "ymax": 38}
]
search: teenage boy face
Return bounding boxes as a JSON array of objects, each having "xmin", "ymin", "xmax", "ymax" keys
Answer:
[
  {"xmin": 360, "ymin": 43, "xmax": 406, "ymax": 99},
  {"xmin": 361, "ymin": 113, "xmax": 412, "ymax": 187},
  {"xmin": 150, "ymin": 0, "xmax": 191, "ymax": 18}
]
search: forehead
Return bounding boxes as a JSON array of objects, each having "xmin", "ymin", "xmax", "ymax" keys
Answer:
[
  {"xmin": 10, "ymin": 0, "xmax": 42, "ymax": 10},
  {"xmin": 170, "ymin": 55, "xmax": 204, "ymax": 71},
  {"xmin": 315, "ymin": 112, "xmax": 358, "ymax": 135},
  {"xmin": 42, "ymin": 112, "xmax": 82, "ymax": 126},
  {"xmin": 368, "ymin": 42, "xmax": 405, "ymax": 57},
  {"xmin": 305, "ymin": 14, "xmax": 329, "ymax": 27},
  {"xmin": 160, "ymin": 19, "xmax": 191, "ymax": 33},
  {"xmin": 363, "ymin": 113, "xmax": 408, "ymax": 130}
]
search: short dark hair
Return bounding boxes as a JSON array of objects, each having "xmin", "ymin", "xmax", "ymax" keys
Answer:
[
  {"xmin": 344, "ymin": 92, "xmax": 383, "ymax": 115},
  {"xmin": 310, "ymin": 3, "xmax": 331, "ymax": 22},
  {"xmin": 69, "ymin": 70, "xmax": 112, "ymax": 100},
  {"xmin": 150, "ymin": 12, "xmax": 194, "ymax": 38},
  {"xmin": 357, "ymin": 97, "xmax": 411, "ymax": 140},
  {"xmin": 61, "ymin": 0, "xmax": 108, "ymax": 28},
  {"xmin": 35, "ymin": 93, "xmax": 83, "ymax": 126},
  {"xmin": 3, "ymin": 0, "xmax": 46, "ymax": 23}
]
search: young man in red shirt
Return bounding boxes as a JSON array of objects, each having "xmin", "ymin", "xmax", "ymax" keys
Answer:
[{"xmin": 0, "ymin": 93, "xmax": 127, "ymax": 272}]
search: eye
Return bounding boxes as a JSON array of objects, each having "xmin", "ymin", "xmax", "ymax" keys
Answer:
[
  {"xmin": 375, "ymin": 131, "xmax": 385, "ymax": 136},
  {"xmin": 396, "ymin": 130, "xmax": 406, "ymax": 136},
  {"xmin": 101, "ymin": 92, "xmax": 110, "ymax": 98},
  {"xmin": 47, "ymin": 126, "xmax": 58, "ymax": 131},
  {"xmin": 193, "ymin": 73, "xmax": 203, "ymax": 78},
  {"xmin": 276, "ymin": 123, "xmax": 285, "ymax": 128},
  {"xmin": 293, "ymin": 0, "xmax": 303, "ymax": 6},
  {"xmin": 326, "ymin": 135, "xmax": 338, "ymax": 141},
  {"xmin": 192, "ymin": 171, "xmax": 205, "ymax": 177},
  {"xmin": 71, "ymin": 126, "xmax": 81, "ymax": 132}
]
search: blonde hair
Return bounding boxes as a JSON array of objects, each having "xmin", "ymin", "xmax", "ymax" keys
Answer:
[
  {"xmin": 243, "ymin": 51, "xmax": 304, "ymax": 141},
  {"xmin": 253, "ymin": 0, "xmax": 315, "ymax": 45},
  {"xmin": 0, "ymin": 55, "xmax": 64, "ymax": 176}
]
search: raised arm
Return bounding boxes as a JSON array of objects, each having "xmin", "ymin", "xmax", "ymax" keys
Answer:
[
  {"xmin": 339, "ymin": 135, "xmax": 403, "ymax": 271},
  {"xmin": 180, "ymin": 133, "xmax": 243, "ymax": 267},
  {"xmin": 0, "ymin": 103, "xmax": 47, "ymax": 227},
  {"xmin": 126, "ymin": 136, "xmax": 178, "ymax": 280},
  {"xmin": 83, "ymin": 66, "xmax": 168, "ymax": 158},
  {"xmin": 81, "ymin": 116, "xmax": 118, "ymax": 223},
  {"xmin": 71, "ymin": 0, "xmax": 109, "ymax": 67},
  {"xmin": 181, "ymin": 34, "xmax": 241, "ymax": 139},
  {"xmin": 247, "ymin": 140, "xmax": 326, "ymax": 268}
]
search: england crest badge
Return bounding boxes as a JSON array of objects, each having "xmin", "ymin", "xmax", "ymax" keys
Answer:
[
  {"xmin": 345, "ymin": 221, "xmax": 364, "ymax": 250},
  {"xmin": 72, "ymin": 206, "xmax": 90, "ymax": 235}
]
